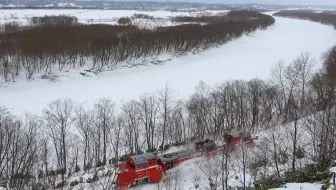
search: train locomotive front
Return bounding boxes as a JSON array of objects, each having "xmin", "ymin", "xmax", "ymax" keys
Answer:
[{"xmin": 116, "ymin": 152, "xmax": 163, "ymax": 190}]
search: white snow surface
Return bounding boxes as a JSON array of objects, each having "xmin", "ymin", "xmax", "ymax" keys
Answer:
[
  {"xmin": 269, "ymin": 183, "xmax": 324, "ymax": 190},
  {"xmin": 1, "ymin": 16, "xmax": 336, "ymax": 116},
  {"xmin": 0, "ymin": 9, "xmax": 221, "ymax": 26},
  {"xmin": 269, "ymin": 170, "xmax": 336, "ymax": 190}
]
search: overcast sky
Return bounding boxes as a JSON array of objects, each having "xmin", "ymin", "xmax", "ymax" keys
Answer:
[
  {"xmin": 213, "ymin": 0, "xmax": 336, "ymax": 5},
  {"xmin": 142, "ymin": 0, "xmax": 336, "ymax": 6},
  {"xmin": 224, "ymin": 0, "xmax": 336, "ymax": 5}
]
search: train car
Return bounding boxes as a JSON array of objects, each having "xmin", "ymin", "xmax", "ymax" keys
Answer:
[
  {"xmin": 116, "ymin": 131, "xmax": 258, "ymax": 190},
  {"xmin": 195, "ymin": 138, "xmax": 216, "ymax": 152},
  {"xmin": 116, "ymin": 152, "xmax": 163, "ymax": 190},
  {"xmin": 224, "ymin": 131, "xmax": 258, "ymax": 148},
  {"xmin": 158, "ymin": 149, "xmax": 201, "ymax": 172}
]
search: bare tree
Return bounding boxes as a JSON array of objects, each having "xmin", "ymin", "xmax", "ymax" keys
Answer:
[
  {"xmin": 233, "ymin": 144, "xmax": 252, "ymax": 189},
  {"xmin": 137, "ymin": 93, "xmax": 159, "ymax": 151},
  {"xmin": 43, "ymin": 98, "xmax": 76, "ymax": 181},
  {"xmin": 39, "ymin": 136, "xmax": 51, "ymax": 186},
  {"xmin": 158, "ymin": 168, "xmax": 183, "ymax": 190},
  {"xmin": 158, "ymin": 83, "xmax": 176, "ymax": 152},
  {"xmin": 93, "ymin": 98, "xmax": 116, "ymax": 165},
  {"xmin": 122, "ymin": 100, "xmax": 141, "ymax": 154},
  {"xmin": 0, "ymin": 112, "xmax": 42, "ymax": 189},
  {"xmin": 197, "ymin": 145, "xmax": 233, "ymax": 190},
  {"xmin": 192, "ymin": 173, "xmax": 202, "ymax": 189},
  {"xmin": 247, "ymin": 79, "xmax": 265, "ymax": 131},
  {"xmin": 271, "ymin": 60, "xmax": 287, "ymax": 118},
  {"xmin": 91, "ymin": 166, "xmax": 117, "ymax": 190},
  {"xmin": 285, "ymin": 53, "xmax": 314, "ymax": 170},
  {"xmin": 75, "ymin": 105, "xmax": 94, "ymax": 172},
  {"xmin": 110, "ymin": 115, "xmax": 124, "ymax": 164}
]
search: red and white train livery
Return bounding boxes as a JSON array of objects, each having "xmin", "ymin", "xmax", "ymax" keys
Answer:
[{"xmin": 115, "ymin": 131, "xmax": 258, "ymax": 190}]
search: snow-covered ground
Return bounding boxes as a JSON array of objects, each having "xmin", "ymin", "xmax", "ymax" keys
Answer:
[
  {"xmin": 0, "ymin": 10, "xmax": 336, "ymax": 190},
  {"xmin": 1, "ymin": 16, "xmax": 336, "ymax": 116},
  {"xmin": 270, "ymin": 183, "xmax": 324, "ymax": 190},
  {"xmin": 0, "ymin": 9, "xmax": 224, "ymax": 26}
]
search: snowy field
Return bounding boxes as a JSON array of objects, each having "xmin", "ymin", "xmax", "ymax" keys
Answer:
[
  {"xmin": 0, "ymin": 15, "xmax": 336, "ymax": 116},
  {"xmin": 0, "ymin": 9, "xmax": 224, "ymax": 26}
]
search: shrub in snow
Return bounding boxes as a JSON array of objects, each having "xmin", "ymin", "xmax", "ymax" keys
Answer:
[
  {"xmin": 277, "ymin": 151, "xmax": 290, "ymax": 165},
  {"xmin": 70, "ymin": 180, "xmax": 79, "ymax": 187},
  {"xmin": 295, "ymin": 147, "xmax": 306, "ymax": 160},
  {"xmin": 254, "ymin": 175, "xmax": 284, "ymax": 190},
  {"xmin": 117, "ymin": 17, "xmax": 132, "ymax": 25},
  {"xmin": 108, "ymin": 157, "xmax": 118, "ymax": 165},
  {"xmin": 254, "ymin": 163, "xmax": 330, "ymax": 189},
  {"xmin": 84, "ymin": 163, "xmax": 93, "ymax": 171},
  {"xmin": 55, "ymin": 180, "xmax": 67, "ymax": 189},
  {"xmin": 249, "ymin": 157, "xmax": 268, "ymax": 170},
  {"xmin": 75, "ymin": 165, "xmax": 81, "ymax": 173},
  {"xmin": 95, "ymin": 161, "xmax": 106, "ymax": 168},
  {"xmin": 86, "ymin": 173, "xmax": 99, "ymax": 183}
]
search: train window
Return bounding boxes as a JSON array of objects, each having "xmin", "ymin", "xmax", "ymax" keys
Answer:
[
  {"xmin": 135, "ymin": 177, "xmax": 149, "ymax": 184},
  {"xmin": 136, "ymin": 164, "xmax": 145, "ymax": 170},
  {"xmin": 163, "ymin": 153, "xmax": 173, "ymax": 158},
  {"xmin": 149, "ymin": 160, "xmax": 156, "ymax": 164}
]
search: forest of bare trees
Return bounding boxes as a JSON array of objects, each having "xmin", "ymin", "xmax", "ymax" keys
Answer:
[
  {"xmin": 0, "ymin": 11, "xmax": 274, "ymax": 82},
  {"xmin": 1, "ymin": 11, "xmax": 336, "ymax": 189},
  {"xmin": 1, "ymin": 49, "xmax": 336, "ymax": 189}
]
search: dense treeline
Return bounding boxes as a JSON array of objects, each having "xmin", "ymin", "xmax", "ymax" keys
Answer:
[
  {"xmin": 171, "ymin": 11, "xmax": 265, "ymax": 23},
  {"xmin": 0, "ymin": 11, "xmax": 275, "ymax": 82},
  {"xmin": 273, "ymin": 11, "xmax": 336, "ymax": 28},
  {"xmin": 131, "ymin": 13, "xmax": 155, "ymax": 20},
  {"xmin": 322, "ymin": 11, "xmax": 336, "ymax": 15},
  {"xmin": 30, "ymin": 15, "xmax": 79, "ymax": 26},
  {"xmin": 1, "ymin": 50, "xmax": 336, "ymax": 189},
  {"xmin": 227, "ymin": 10, "xmax": 266, "ymax": 18}
]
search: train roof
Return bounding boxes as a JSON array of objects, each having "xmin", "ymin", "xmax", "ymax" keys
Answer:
[
  {"xmin": 159, "ymin": 149, "xmax": 195, "ymax": 163},
  {"xmin": 228, "ymin": 131, "xmax": 251, "ymax": 138},
  {"xmin": 129, "ymin": 152, "xmax": 157, "ymax": 165}
]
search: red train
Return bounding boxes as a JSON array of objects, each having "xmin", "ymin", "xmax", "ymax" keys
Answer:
[{"xmin": 115, "ymin": 131, "xmax": 258, "ymax": 190}]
